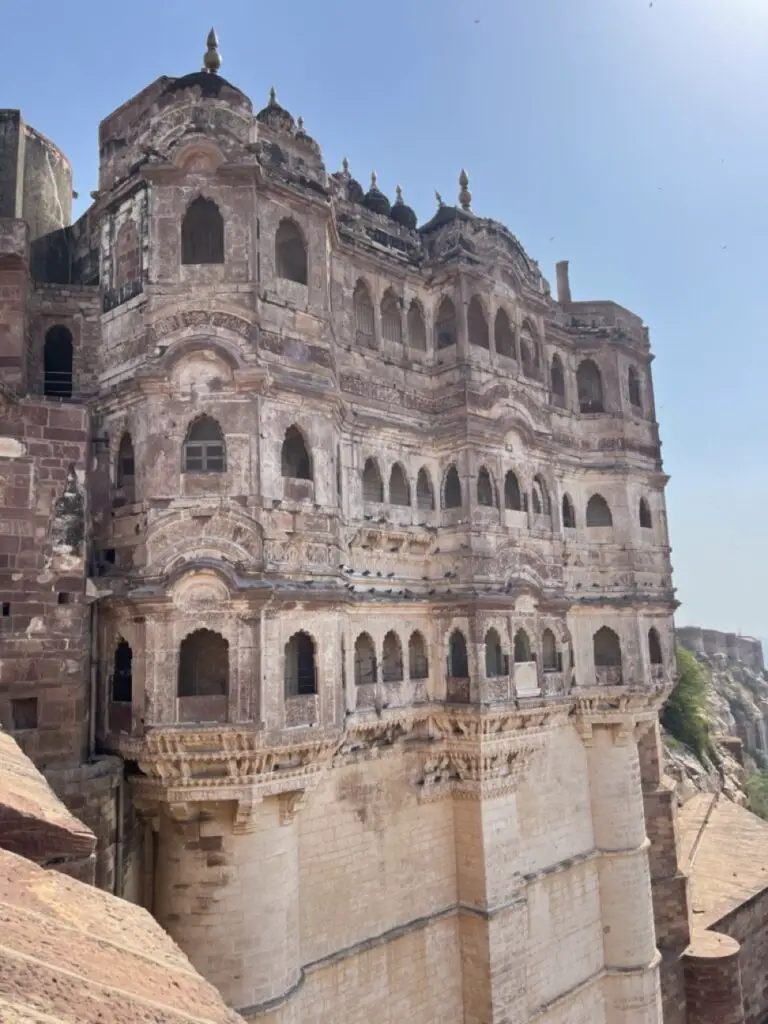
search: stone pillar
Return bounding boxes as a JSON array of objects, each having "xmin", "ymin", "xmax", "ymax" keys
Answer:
[
  {"xmin": 153, "ymin": 794, "xmax": 301, "ymax": 1016},
  {"xmin": 683, "ymin": 931, "xmax": 745, "ymax": 1024},
  {"xmin": 556, "ymin": 260, "xmax": 572, "ymax": 304},
  {"xmin": 585, "ymin": 720, "xmax": 663, "ymax": 1023}
]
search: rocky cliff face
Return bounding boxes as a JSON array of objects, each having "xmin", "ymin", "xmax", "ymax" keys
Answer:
[{"xmin": 663, "ymin": 630, "xmax": 768, "ymax": 806}]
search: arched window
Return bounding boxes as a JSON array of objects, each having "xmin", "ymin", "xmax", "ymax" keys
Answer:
[
  {"xmin": 181, "ymin": 196, "xmax": 224, "ymax": 265},
  {"xmin": 354, "ymin": 280, "xmax": 375, "ymax": 343},
  {"xmin": 514, "ymin": 629, "xmax": 532, "ymax": 663},
  {"xmin": 354, "ymin": 632, "xmax": 377, "ymax": 685},
  {"xmin": 531, "ymin": 475, "xmax": 550, "ymax": 515},
  {"xmin": 468, "ymin": 296, "xmax": 490, "ymax": 349},
  {"xmin": 407, "ymin": 300, "xmax": 427, "ymax": 351},
  {"xmin": 389, "ymin": 463, "xmax": 410, "ymax": 506},
  {"xmin": 362, "ymin": 457, "xmax": 384, "ymax": 503},
  {"xmin": 594, "ymin": 627, "xmax": 622, "ymax": 668},
  {"xmin": 43, "ymin": 325, "xmax": 73, "ymax": 398},
  {"xmin": 485, "ymin": 628, "xmax": 505, "ymax": 677},
  {"xmin": 183, "ymin": 417, "xmax": 225, "ymax": 473},
  {"xmin": 477, "ymin": 467, "xmax": 496, "ymax": 507},
  {"xmin": 435, "ymin": 297, "xmax": 457, "ymax": 350},
  {"xmin": 114, "ymin": 220, "xmax": 140, "ymax": 290},
  {"xmin": 521, "ymin": 322, "xmax": 538, "ymax": 378},
  {"xmin": 542, "ymin": 629, "xmax": 558, "ymax": 672},
  {"xmin": 382, "ymin": 631, "xmax": 404, "ymax": 683},
  {"xmin": 628, "ymin": 366, "xmax": 643, "ymax": 410},
  {"xmin": 284, "ymin": 631, "xmax": 317, "ymax": 695},
  {"xmin": 416, "ymin": 468, "xmax": 434, "ymax": 511},
  {"xmin": 409, "ymin": 631, "xmax": 428, "ymax": 680},
  {"xmin": 562, "ymin": 493, "xmax": 576, "ymax": 529},
  {"xmin": 504, "ymin": 471, "xmax": 523, "ymax": 511},
  {"xmin": 448, "ymin": 630, "xmax": 469, "ymax": 678},
  {"xmin": 639, "ymin": 497, "xmax": 652, "ymax": 529},
  {"xmin": 443, "ymin": 465, "xmax": 462, "ymax": 509},
  {"xmin": 275, "ymin": 219, "xmax": 307, "ymax": 284},
  {"xmin": 111, "ymin": 639, "xmax": 133, "ymax": 702},
  {"xmin": 550, "ymin": 355, "xmax": 566, "ymax": 405},
  {"xmin": 178, "ymin": 629, "xmax": 229, "ymax": 696},
  {"xmin": 648, "ymin": 627, "xmax": 663, "ymax": 666},
  {"xmin": 577, "ymin": 359, "xmax": 604, "ymax": 413},
  {"xmin": 116, "ymin": 433, "xmax": 135, "ymax": 504},
  {"xmin": 494, "ymin": 308, "xmax": 516, "ymax": 359},
  {"xmin": 282, "ymin": 425, "xmax": 312, "ymax": 480},
  {"xmin": 380, "ymin": 290, "xmax": 402, "ymax": 344},
  {"xmin": 586, "ymin": 494, "xmax": 613, "ymax": 527}
]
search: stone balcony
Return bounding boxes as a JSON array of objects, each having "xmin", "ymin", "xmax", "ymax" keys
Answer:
[
  {"xmin": 446, "ymin": 677, "xmax": 471, "ymax": 703},
  {"xmin": 284, "ymin": 694, "xmax": 319, "ymax": 728},
  {"xmin": 178, "ymin": 694, "xmax": 229, "ymax": 724},
  {"xmin": 595, "ymin": 666, "xmax": 623, "ymax": 687}
]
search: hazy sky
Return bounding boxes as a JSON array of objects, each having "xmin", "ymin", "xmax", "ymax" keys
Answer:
[{"xmin": 5, "ymin": 0, "xmax": 767, "ymax": 637}]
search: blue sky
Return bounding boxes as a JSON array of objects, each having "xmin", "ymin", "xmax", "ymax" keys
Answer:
[{"xmin": 6, "ymin": 0, "xmax": 767, "ymax": 639}]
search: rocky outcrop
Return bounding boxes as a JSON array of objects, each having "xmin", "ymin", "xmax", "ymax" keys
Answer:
[{"xmin": 664, "ymin": 630, "xmax": 768, "ymax": 807}]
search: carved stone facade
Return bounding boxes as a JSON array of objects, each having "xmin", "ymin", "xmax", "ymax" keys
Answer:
[{"xmin": 0, "ymin": 33, "xmax": 680, "ymax": 1024}]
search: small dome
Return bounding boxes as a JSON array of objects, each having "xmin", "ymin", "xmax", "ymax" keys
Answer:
[
  {"xmin": 390, "ymin": 185, "xmax": 417, "ymax": 230},
  {"xmin": 347, "ymin": 178, "xmax": 365, "ymax": 203},
  {"xmin": 256, "ymin": 87, "xmax": 296, "ymax": 133},
  {"xmin": 364, "ymin": 172, "xmax": 391, "ymax": 216}
]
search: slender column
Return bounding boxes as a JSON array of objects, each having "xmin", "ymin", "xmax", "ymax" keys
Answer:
[
  {"xmin": 153, "ymin": 794, "xmax": 300, "ymax": 1015},
  {"xmin": 584, "ymin": 719, "xmax": 663, "ymax": 1023}
]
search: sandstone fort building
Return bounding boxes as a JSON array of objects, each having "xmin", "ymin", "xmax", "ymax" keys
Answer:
[{"xmin": 0, "ymin": 30, "xmax": 744, "ymax": 1024}]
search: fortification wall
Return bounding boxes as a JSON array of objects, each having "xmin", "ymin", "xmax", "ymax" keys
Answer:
[{"xmin": 677, "ymin": 627, "xmax": 765, "ymax": 674}]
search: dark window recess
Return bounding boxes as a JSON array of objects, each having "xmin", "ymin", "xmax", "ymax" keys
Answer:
[
  {"xmin": 284, "ymin": 631, "xmax": 317, "ymax": 696},
  {"xmin": 43, "ymin": 325, "xmax": 73, "ymax": 398},
  {"xmin": 2, "ymin": 603, "xmax": 9, "ymax": 617},
  {"xmin": 183, "ymin": 417, "xmax": 226, "ymax": 473},
  {"xmin": 178, "ymin": 629, "xmax": 229, "ymax": 697},
  {"xmin": 112, "ymin": 639, "xmax": 133, "ymax": 702},
  {"xmin": 57, "ymin": 592, "xmax": 71, "ymax": 604},
  {"xmin": 181, "ymin": 197, "xmax": 224, "ymax": 265},
  {"xmin": 11, "ymin": 697, "xmax": 38, "ymax": 730}
]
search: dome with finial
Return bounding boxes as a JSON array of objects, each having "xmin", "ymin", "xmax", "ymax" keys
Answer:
[
  {"xmin": 363, "ymin": 172, "xmax": 391, "ymax": 216},
  {"xmin": 390, "ymin": 185, "xmax": 417, "ymax": 230},
  {"xmin": 202, "ymin": 27, "xmax": 222, "ymax": 73},
  {"xmin": 256, "ymin": 86, "xmax": 296, "ymax": 133},
  {"xmin": 458, "ymin": 168, "xmax": 472, "ymax": 211}
]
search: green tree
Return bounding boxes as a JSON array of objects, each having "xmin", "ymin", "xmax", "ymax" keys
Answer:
[
  {"xmin": 661, "ymin": 646, "xmax": 712, "ymax": 760},
  {"xmin": 745, "ymin": 771, "xmax": 768, "ymax": 821}
]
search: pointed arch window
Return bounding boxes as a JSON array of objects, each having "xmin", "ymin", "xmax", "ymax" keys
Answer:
[
  {"xmin": 408, "ymin": 300, "xmax": 427, "ymax": 350},
  {"xmin": 284, "ymin": 631, "xmax": 317, "ymax": 695},
  {"xmin": 275, "ymin": 219, "xmax": 308, "ymax": 284},
  {"xmin": 354, "ymin": 280, "xmax": 375, "ymax": 343},
  {"xmin": 178, "ymin": 629, "xmax": 229, "ymax": 696},
  {"xmin": 443, "ymin": 465, "xmax": 462, "ymax": 509},
  {"xmin": 448, "ymin": 630, "xmax": 469, "ymax": 678},
  {"xmin": 639, "ymin": 497, "xmax": 652, "ymax": 529},
  {"xmin": 514, "ymin": 629, "xmax": 532, "ymax": 663},
  {"xmin": 494, "ymin": 308, "xmax": 516, "ymax": 359},
  {"xmin": 436, "ymin": 297, "xmax": 457, "ymax": 350},
  {"xmin": 181, "ymin": 196, "xmax": 224, "ymax": 265},
  {"xmin": 183, "ymin": 417, "xmax": 225, "ymax": 473},
  {"xmin": 477, "ymin": 467, "xmax": 496, "ymax": 507},
  {"xmin": 550, "ymin": 355, "xmax": 566, "ymax": 406},
  {"xmin": 586, "ymin": 494, "xmax": 613, "ymax": 527},
  {"xmin": 594, "ymin": 626, "xmax": 622, "ymax": 675},
  {"xmin": 485, "ymin": 628, "xmax": 505, "ymax": 677},
  {"xmin": 389, "ymin": 463, "xmax": 410, "ymax": 506},
  {"xmin": 648, "ymin": 627, "xmax": 663, "ymax": 666},
  {"xmin": 362, "ymin": 458, "xmax": 384, "ymax": 503},
  {"xmin": 542, "ymin": 629, "xmax": 559, "ymax": 672},
  {"xmin": 282, "ymin": 425, "xmax": 312, "ymax": 480},
  {"xmin": 382, "ymin": 631, "xmax": 404, "ymax": 683},
  {"xmin": 381, "ymin": 290, "xmax": 402, "ymax": 344},
  {"xmin": 354, "ymin": 632, "xmax": 377, "ymax": 685},
  {"xmin": 562, "ymin": 493, "xmax": 576, "ymax": 529},
  {"xmin": 111, "ymin": 639, "xmax": 133, "ymax": 702},
  {"xmin": 116, "ymin": 433, "xmax": 135, "ymax": 504},
  {"xmin": 409, "ymin": 631, "xmax": 429, "ymax": 680},
  {"xmin": 531, "ymin": 475, "xmax": 550, "ymax": 516},
  {"xmin": 628, "ymin": 366, "xmax": 643, "ymax": 410},
  {"xmin": 468, "ymin": 296, "xmax": 490, "ymax": 349},
  {"xmin": 416, "ymin": 468, "xmax": 435, "ymax": 511},
  {"xmin": 577, "ymin": 359, "xmax": 604, "ymax": 413},
  {"xmin": 504, "ymin": 470, "xmax": 523, "ymax": 512}
]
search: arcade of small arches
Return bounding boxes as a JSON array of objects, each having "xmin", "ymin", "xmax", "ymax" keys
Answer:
[{"xmin": 106, "ymin": 622, "xmax": 667, "ymax": 723}]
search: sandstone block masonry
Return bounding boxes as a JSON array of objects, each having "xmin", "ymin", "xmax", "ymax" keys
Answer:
[{"xmin": 0, "ymin": 31, "xmax": 683, "ymax": 1023}]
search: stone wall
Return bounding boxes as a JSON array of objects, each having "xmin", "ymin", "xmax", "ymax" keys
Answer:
[
  {"xmin": 716, "ymin": 891, "xmax": 768, "ymax": 1024},
  {"xmin": 677, "ymin": 627, "xmax": 765, "ymax": 675}
]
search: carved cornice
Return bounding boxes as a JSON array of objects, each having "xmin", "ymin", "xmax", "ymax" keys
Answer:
[{"xmin": 570, "ymin": 686, "xmax": 667, "ymax": 746}]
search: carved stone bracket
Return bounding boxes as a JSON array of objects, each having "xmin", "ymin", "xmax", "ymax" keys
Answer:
[{"xmin": 571, "ymin": 687, "xmax": 665, "ymax": 748}]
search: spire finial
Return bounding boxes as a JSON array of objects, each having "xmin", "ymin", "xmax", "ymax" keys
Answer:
[
  {"xmin": 395, "ymin": 184, "xmax": 404, "ymax": 204},
  {"xmin": 202, "ymin": 27, "xmax": 222, "ymax": 74},
  {"xmin": 370, "ymin": 170, "xmax": 378, "ymax": 189},
  {"xmin": 269, "ymin": 86, "xmax": 277, "ymax": 105},
  {"xmin": 435, "ymin": 190, "xmax": 445, "ymax": 208},
  {"xmin": 458, "ymin": 169, "xmax": 472, "ymax": 211},
  {"xmin": 297, "ymin": 115, "xmax": 304, "ymax": 131},
  {"xmin": 342, "ymin": 156, "xmax": 349, "ymax": 173}
]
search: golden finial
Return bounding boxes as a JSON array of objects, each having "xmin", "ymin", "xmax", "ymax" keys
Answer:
[
  {"xmin": 202, "ymin": 27, "xmax": 221, "ymax": 74},
  {"xmin": 342, "ymin": 156, "xmax": 349, "ymax": 173},
  {"xmin": 458, "ymin": 169, "xmax": 472, "ymax": 211},
  {"xmin": 435, "ymin": 190, "xmax": 445, "ymax": 208}
]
